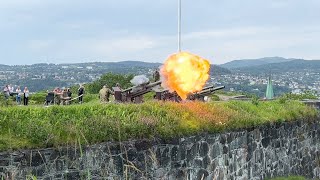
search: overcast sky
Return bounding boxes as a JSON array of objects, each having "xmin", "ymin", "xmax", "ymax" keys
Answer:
[{"xmin": 0, "ymin": 0, "xmax": 319, "ymax": 65}]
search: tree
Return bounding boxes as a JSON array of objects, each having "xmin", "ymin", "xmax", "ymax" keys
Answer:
[{"xmin": 85, "ymin": 73, "xmax": 134, "ymax": 94}]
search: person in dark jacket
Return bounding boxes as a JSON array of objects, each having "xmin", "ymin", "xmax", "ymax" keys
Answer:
[
  {"xmin": 67, "ymin": 88, "xmax": 72, "ymax": 98},
  {"xmin": 78, "ymin": 84, "xmax": 85, "ymax": 104}
]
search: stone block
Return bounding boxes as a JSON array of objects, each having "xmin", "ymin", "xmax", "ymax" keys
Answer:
[
  {"xmin": 160, "ymin": 147, "xmax": 170, "ymax": 167},
  {"xmin": 220, "ymin": 134, "xmax": 227, "ymax": 144},
  {"xmin": 196, "ymin": 169, "xmax": 209, "ymax": 180},
  {"xmin": 171, "ymin": 146, "xmax": 180, "ymax": 161},
  {"xmin": 199, "ymin": 141, "xmax": 209, "ymax": 157},
  {"xmin": 135, "ymin": 139, "xmax": 153, "ymax": 151}
]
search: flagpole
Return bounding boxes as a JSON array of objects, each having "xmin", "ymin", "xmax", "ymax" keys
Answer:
[{"xmin": 178, "ymin": 0, "xmax": 181, "ymax": 52}]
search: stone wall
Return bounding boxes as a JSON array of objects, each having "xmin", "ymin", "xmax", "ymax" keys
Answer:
[{"xmin": 1, "ymin": 119, "xmax": 320, "ymax": 180}]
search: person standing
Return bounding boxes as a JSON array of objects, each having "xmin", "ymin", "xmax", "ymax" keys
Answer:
[
  {"xmin": 78, "ymin": 84, "xmax": 85, "ymax": 104},
  {"xmin": 16, "ymin": 86, "xmax": 22, "ymax": 105},
  {"xmin": 23, "ymin": 87, "xmax": 29, "ymax": 106},
  {"xmin": 67, "ymin": 88, "xmax": 72, "ymax": 98},
  {"xmin": 9, "ymin": 84, "xmax": 14, "ymax": 94},
  {"xmin": 99, "ymin": 84, "xmax": 114, "ymax": 103},
  {"xmin": 153, "ymin": 69, "xmax": 160, "ymax": 82},
  {"xmin": 3, "ymin": 85, "xmax": 9, "ymax": 100},
  {"xmin": 54, "ymin": 87, "xmax": 62, "ymax": 105}
]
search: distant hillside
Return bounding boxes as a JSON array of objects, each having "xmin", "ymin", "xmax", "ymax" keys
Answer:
[
  {"xmin": 220, "ymin": 57, "xmax": 293, "ymax": 69},
  {"xmin": 0, "ymin": 61, "xmax": 230, "ymax": 92},
  {"xmin": 0, "ymin": 61, "xmax": 230, "ymax": 75},
  {"xmin": 235, "ymin": 60, "xmax": 320, "ymax": 74},
  {"xmin": 211, "ymin": 65, "xmax": 231, "ymax": 75}
]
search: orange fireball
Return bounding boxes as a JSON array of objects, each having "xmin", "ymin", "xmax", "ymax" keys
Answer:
[{"xmin": 160, "ymin": 51, "xmax": 210, "ymax": 100}]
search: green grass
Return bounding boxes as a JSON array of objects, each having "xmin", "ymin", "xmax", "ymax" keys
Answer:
[
  {"xmin": 0, "ymin": 100, "xmax": 317, "ymax": 151},
  {"xmin": 267, "ymin": 176, "xmax": 306, "ymax": 180}
]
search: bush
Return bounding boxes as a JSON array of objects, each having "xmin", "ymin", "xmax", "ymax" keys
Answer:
[
  {"xmin": 29, "ymin": 92, "xmax": 47, "ymax": 105},
  {"xmin": 251, "ymin": 96, "xmax": 259, "ymax": 106},
  {"xmin": 209, "ymin": 94, "xmax": 220, "ymax": 101},
  {"xmin": 85, "ymin": 73, "xmax": 134, "ymax": 94},
  {"xmin": 281, "ymin": 91, "xmax": 318, "ymax": 100},
  {"xmin": 0, "ymin": 93, "xmax": 14, "ymax": 106},
  {"xmin": 278, "ymin": 96, "xmax": 288, "ymax": 104}
]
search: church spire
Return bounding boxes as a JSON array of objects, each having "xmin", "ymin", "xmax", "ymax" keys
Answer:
[{"xmin": 265, "ymin": 75, "xmax": 274, "ymax": 99}]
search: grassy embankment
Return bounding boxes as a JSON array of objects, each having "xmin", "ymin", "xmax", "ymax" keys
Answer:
[
  {"xmin": 268, "ymin": 176, "xmax": 306, "ymax": 180},
  {"xmin": 0, "ymin": 100, "xmax": 317, "ymax": 151}
]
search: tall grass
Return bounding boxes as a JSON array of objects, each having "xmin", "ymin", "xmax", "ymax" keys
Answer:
[
  {"xmin": 267, "ymin": 176, "xmax": 306, "ymax": 180},
  {"xmin": 0, "ymin": 100, "xmax": 317, "ymax": 151}
]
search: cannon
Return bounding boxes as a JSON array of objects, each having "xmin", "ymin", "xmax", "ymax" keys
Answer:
[
  {"xmin": 155, "ymin": 85, "xmax": 225, "ymax": 102},
  {"xmin": 113, "ymin": 81, "xmax": 162, "ymax": 103},
  {"xmin": 188, "ymin": 85, "xmax": 225, "ymax": 101},
  {"xmin": 154, "ymin": 89, "xmax": 182, "ymax": 102}
]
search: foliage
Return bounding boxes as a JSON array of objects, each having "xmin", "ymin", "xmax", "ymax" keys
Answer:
[
  {"xmin": 0, "ymin": 100, "xmax": 317, "ymax": 151},
  {"xmin": 143, "ymin": 92, "xmax": 156, "ymax": 101},
  {"xmin": 29, "ymin": 92, "xmax": 48, "ymax": 105},
  {"xmin": 0, "ymin": 93, "xmax": 7, "ymax": 106},
  {"xmin": 85, "ymin": 73, "xmax": 134, "ymax": 94},
  {"xmin": 251, "ymin": 95, "xmax": 260, "ymax": 106},
  {"xmin": 83, "ymin": 94, "xmax": 99, "ymax": 103},
  {"xmin": 0, "ymin": 93, "xmax": 14, "ymax": 107},
  {"xmin": 267, "ymin": 176, "xmax": 306, "ymax": 180},
  {"xmin": 215, "ymin": 90, "xmax": 241, "ymax": 96},
  {"xmin": 278, "ymin": 96, "xmax": 287, "ymax": 104},
  {"xmin": 281, "ymin": 91, "xmax": 318, "ymax": 101},
  {"xmin": 210, "ymin": 94, "xmax": 220, "ymax": 101}
]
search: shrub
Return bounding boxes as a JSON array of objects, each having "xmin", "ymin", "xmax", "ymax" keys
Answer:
[
  {"xmin": 29, "ymin": 92, "xmax": 47, "ymax": 105},
  {"xmin": 251, "ymin": 96, "xmax": 259, "ymax": 106},
  {"xmin": 86, "ymin": 73, "xmax": 134, "ymax": 94},
  {"xmin": 210, "ymin": 94, "xmax": 220, "ymax": 101}
]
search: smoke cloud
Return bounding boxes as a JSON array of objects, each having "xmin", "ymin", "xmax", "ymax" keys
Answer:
[{"xmin": 130, "ymin": 75, "xmax": 150, "ymax": 86}]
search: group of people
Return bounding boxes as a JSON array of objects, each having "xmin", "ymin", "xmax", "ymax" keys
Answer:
[
  {"xmin": 2, "ymin": 84, "xmax": 30, "ymax": 105},
  {"xmin": 47, "ymin": 84, "xmax": 85, "ymax": 105},
  {"xmin": 3, "ymin": 70, "xmax": 160, "ymax": 106}
]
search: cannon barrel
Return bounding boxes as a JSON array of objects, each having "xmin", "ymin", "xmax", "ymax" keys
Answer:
[
  {"xmin": 122, "ymin": 80, "xmax": 162, "ymax": 93},
  {"xmin": 128, "ymin": 81, "xmax": 162, "ymax": 98},
  {"xmin": 131, "ymin": 89, "xmax": 152, "ymax": 97},
  {"xmin": 201, "ymin": 85, "xmax": 215, "ymax": 91},
  {"xmin": 122, "ymin": 86, "xmax": 134, "ymax": 92},
  {"xmin": 197, "ymin": 86, "xmax": 225, "ymax": 96},
  {"xmin": 146, "ymin": 80, "xmax": 162, "ymax": 88}
]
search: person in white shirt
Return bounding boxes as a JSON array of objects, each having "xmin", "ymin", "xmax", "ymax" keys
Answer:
[
  {"xmin": 16, "ymin": 86, "xmax": 22, "ymax": 105},
  {"xmin": 9, "ymin": 84, "xmax": 14, "ymax": 93},
  {"xmin": 23, "ymin": 87, "xmax": 30, "ymax": 106}
]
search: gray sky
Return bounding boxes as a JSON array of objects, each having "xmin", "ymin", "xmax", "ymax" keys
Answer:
[{"xmin": 0, "ymin": 0, "xmax": 319, "ymax": 65}]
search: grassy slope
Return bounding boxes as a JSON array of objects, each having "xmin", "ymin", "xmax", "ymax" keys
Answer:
[
  {"xmin": 268, "ymin": 176, "xmax": 306, "ymax": 180},
  {"xmin": 0, "ymin": 100, "xmax": 317, "ymax": 151}
]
